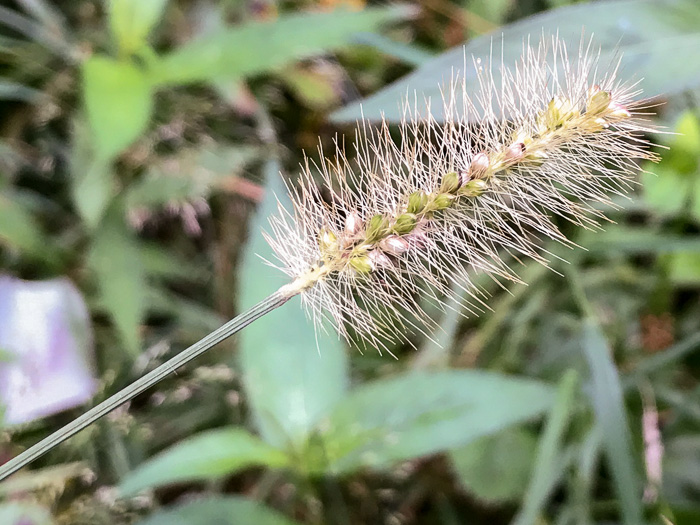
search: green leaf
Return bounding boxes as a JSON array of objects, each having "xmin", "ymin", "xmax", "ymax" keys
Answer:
[
  {"xmin": 582, "ymin": 226, "xmax": 700, "ymax": 254},
  {"xmin": 668, "ymin": 251, "xmax": 700, "ymax": 285},
  {"xmin": 150, "ymin": 6, "xmax": 409, "ymax": 85},
  {"xmin": 580, "ymin": 319, "xmax": 643, "ymax": 525},
  {"xmin": 315, "ymin": 370, "xmax": 555, "ymax": 474},
  {"xmin": 643, "ymin": 111, "xmax": 700, "ymax": 217},
  {"xmin": 0, "ymin": 191, "xmax": 45, "ymax": 254},
  {"xmin": 119, "ymin": 428, "xmax": 289, "ymax": 496},
  {"xmin": 512, "ymin": 370, "xmax": 578, "ymax": 525},
  {"xmin": 72, "ymin": 158, "xmax": 114, "ymax": 229},
  {"xmin": 450, "ymin": 426, "xmax": 538, "ymax": 504},
  {"xmin": 668, "ymin": 506, "xmax": 700, "ymax": 525},
  {"xmin": 665, "ymin": 111, "xmax": 700, "ymax": 174},
  {"xmin": 280, "ymin": 65, "xmax": 341, "ymax": 110},
  {"xmin": 350, "ymin": 33, "xmax": 434, "ymax": 67},
  {"xmin": 82, "ymin": 55, "xmax": 153, "ymax": 161},
  {"xmin": 88, "ymin": 206, "xmax": 146, "ymax": 356},
  {"xmin": 467, "ymin": 0, "xmax": 514, "ymax": 24},
  {"xmin": 676, "ymin": 111, "xmax": 700, "ymax": 151},
  {"xmin": 238, "ymin": 158, "xmax": 349, "ymax": 449},
  {"xmin": 332, "ymin": 0, "xmax": 700, "ymax": 123},
  {"xmin": 108, "ymin": 0, "xmax": 169, "ymax": 56},
  {"xmin": 642, "ymin": 165, "xmax": 692, "ymax": 217},
  {"xmin": 691, "ymin": 180, "xmax": 700, "ymax": 222},
  {"xmin": 133, "ymin": 497, "xmax": 301, "ymax": 525},
  {"xmin": 70, "ymin": 117, "xmax": 114, "ymax": 228}
]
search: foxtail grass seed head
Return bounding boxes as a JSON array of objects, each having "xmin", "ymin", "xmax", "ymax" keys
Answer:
[
  {"xmin": 268, "ymin": 36, "xmax": 659, "ymax": 354},
  {"xmin": 0, "ymin": 36, "xmax": 665, "ymax": 484}
]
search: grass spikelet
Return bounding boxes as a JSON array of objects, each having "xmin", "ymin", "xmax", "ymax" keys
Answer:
[{"xmin": 266, "ymin": 36, "xmax": 659, "ymax": 353}]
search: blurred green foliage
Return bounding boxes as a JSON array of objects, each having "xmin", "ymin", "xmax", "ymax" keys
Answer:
[{"xmin": 0, "ymin": 0, "xmax": 699, "ymax": 524}]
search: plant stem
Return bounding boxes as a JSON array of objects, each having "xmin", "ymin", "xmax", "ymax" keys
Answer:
[{"xmin": 0, "ymin": 286, "xmax": 297, "ymax": 481}]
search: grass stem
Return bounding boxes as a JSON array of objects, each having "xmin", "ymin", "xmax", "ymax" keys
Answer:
[{"xmin": 0, "ymin": 286, "xmax": 295, "ymax": 481}]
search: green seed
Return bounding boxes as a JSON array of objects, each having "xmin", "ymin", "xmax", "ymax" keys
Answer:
[
  {"xmin": 349, "ymin": 255, "xmax": 372, "ymax": 274},
  {"xmin": 407, "ymin": 191, "xmax": 430, "ymax": 214},
  {"xmin": 544, "ymin": 96, "xmax": 579, "ymax": 130},
  {"xmin": 524, "ymin": 149, "xmax": 547, "ymax": 167},
  {"xmin": 365, "ymin": 214, "xmax": 389, "ymax": 242},
  {"xmin": 318, "ymin": 229, "xmax": 338, "ymax": 253},
  {"xmin": 440, "ymin": 172, "xmax": 461, "ymax": 194},
  {"xmin": 586, "ymin": 90, "xmax": 611, "ymax": 115},
  {"xmin": 393, "ymin": 213, "xmax": 417, "ymax": 234},
  {"xmin": 458, "ymin": 179, "xmax": 488, "ymax": 197},
  {"xmin": 431, "ymin": 193, "xmax": 454, "ymax": 211}
]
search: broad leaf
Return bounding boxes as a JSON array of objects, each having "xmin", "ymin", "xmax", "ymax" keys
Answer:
[
  {"xmin": 642, "ymin": 165, "xmax": 692, "ymax": 217},
  {"xmin": 350, "ymin": 33, "xmax": 434, "ymax": 67},
  {"xmin": 82, "ymin": 55, "xmax": 153, "ymax": 160},
  {"xmin": 332, "ymin": 0, "xmax": 700, "ymax": 123},
  {"xmin": 315, "ymin": 370, "xmax": 554, "ymax": 474},
  {"xmin": 662, "ymin": 111, "xmax": 700, "ymax": 175},
  {"xmin": 643, "ymin": 111, "xmax": 700, "ymax": 217},
  {"xmin": 150, "ymin": 7, "xmax": 409, "ymax": 85},
  {"xmin": 133, "ymin": 497, "xmax": 301, "ymax": 525},
  {"xmin": 450, "ymin": 426, "xmax": 537, "ymax": 504},
  {"xmin": 108, "ymin": 0, "xmax": 169, "ymax": 56},
  {"xmin": 468, "ymin": 0, "xmax": 514, "ymax": 25},
  {"xmin": 88, "ymin": 206, "xmax": 146, "ymax": 356},
  {"xmin": 120, "ymin": 428, "xmax": 289, "ymax": 495},
  {"xmin": 692, "ymin": 181, "xmax": 700, "ymax": 223},
  {"xmin": 238, "ymin": 159, "xmax": 349, "ymax": 449},
  {"xmin": 72, "ymin": 158, "xmax": 114, "ymax": 229}
]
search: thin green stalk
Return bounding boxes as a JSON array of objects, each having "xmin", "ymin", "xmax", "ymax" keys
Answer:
[{"xmin": 0, "ymin": 287, "xmax": 296, "ymax": 481}]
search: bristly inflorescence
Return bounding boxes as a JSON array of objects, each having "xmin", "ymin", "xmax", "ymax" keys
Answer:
[{"xmin": 266, "ymin": 36, "xmax": 659, "ymax": 354}]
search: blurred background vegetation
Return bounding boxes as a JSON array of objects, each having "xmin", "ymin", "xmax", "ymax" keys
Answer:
[{"xmin": 1, "ymin": 0, "xmax": 700, "ymax": 524}]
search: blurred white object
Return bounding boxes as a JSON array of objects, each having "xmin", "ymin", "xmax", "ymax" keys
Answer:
[{"xmin": 0, "ymin": 276, "xmax": 97, "ymax": 426}]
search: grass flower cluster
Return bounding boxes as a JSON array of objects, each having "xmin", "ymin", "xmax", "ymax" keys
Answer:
[
  {"xmin": 268, "ymin": 37, "xmax": 659, "ymax": 353},
  {"xmin": 0, "ymin": 35, "xmax": 660, "ymax": 481}
]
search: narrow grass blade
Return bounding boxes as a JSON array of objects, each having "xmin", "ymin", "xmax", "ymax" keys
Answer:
[
  {"xmin": 512, "ymin": 369, "xmax": 578, "ymax": 525},
  {"xmin": 581, "ymin": 319, "xmax": 643, "ymax": 525}
]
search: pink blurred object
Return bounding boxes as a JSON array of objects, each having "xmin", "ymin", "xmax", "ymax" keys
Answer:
[{"xmin": 0, "ymin": 276, "xmax": 97, "ymax": 426}]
